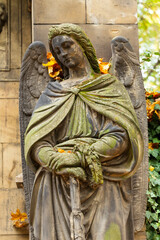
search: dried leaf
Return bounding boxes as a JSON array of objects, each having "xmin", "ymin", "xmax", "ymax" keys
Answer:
[
  {"xmin": 98, "ymin": 58, "xmax": 111, "ymax": 74},
  {"xmin": 145, "ymin": 90, "xmax": 160, "ymax": 99},
  {"xmin": 10, "ymin": 209, "xmax": 28, "ymax": 228},
  {"xmin": 148, "ymin": 142, "xmax": 159, "ymax": 150},
  {"xmin": 43, "ymin": 53, "xmax": 112, "ymax": 79},
  {"xmin": 43, "ymin": 52, "xmax": 62, "ymax": 79}
]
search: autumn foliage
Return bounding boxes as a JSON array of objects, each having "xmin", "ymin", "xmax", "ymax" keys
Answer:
[
  {"xmin": 43, "ymin": 52, "xmax": 62, "ymax": 79},
  {"xmin": 10, "ymin": 209, "xmax": 28, "ymax": 228},
  {"xmin": 146, "ymin": 91, "xmax": 160, "ymax": 121},
  {"xmin": 145, "ymin": 90, "xmax": 160, "ymax": 238},
  {"xmin": 43, "ymin": 52, "xmax": 111, "ymax": 78}
]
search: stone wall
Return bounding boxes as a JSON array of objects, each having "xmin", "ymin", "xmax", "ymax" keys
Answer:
[
  {"xmin": 32, "ymin": 0, "xmax": 139, "ymax": 59},
  {"xmin": 0, "ymin": 0, "xmax": 31, "ymax": 239}
]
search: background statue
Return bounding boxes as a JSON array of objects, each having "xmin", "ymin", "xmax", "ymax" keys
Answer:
[
  {"xmin": 0, "ymin": 2, "xmax": 7, "ymax": 34},
  {"xmin": 19, "ymin": 23, "xmax": 147, "ymax": 240}
]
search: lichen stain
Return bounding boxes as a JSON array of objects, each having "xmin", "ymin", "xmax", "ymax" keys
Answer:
[{"xmin": 104, "ymin": 223, "xmax": 121, "ymax": 240}]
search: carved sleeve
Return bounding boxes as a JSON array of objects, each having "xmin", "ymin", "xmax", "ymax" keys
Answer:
[
  {"xmin": 31, "ymin": 141, "xmax": 56, "ymax": 167},
  {"xmin": 91, "ymin": 122, "xmax": 130, "ymax": 163}
]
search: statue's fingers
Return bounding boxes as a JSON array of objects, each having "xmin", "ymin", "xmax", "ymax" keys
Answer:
[
  {"xmin": 56, "ymin": 156, "xmax": 80, "ymax": 170},
  {"xmin": 57, "ymin": 167, "xmax": 87, "ymax": 181}
]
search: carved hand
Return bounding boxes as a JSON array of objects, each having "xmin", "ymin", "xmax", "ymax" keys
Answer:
[
  {"xmin": 37, "ymin": 147, "xmax": 86, "ymax": 181},
  {"xmin": 50, "ymin": 152, "xmax": 87, "ymax": 181},
  {"xmin": 48, "ymin": 152, "xmax": 81, "ymax": 170}
]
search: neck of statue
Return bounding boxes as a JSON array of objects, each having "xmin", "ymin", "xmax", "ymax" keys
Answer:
[{"xmin": 68, "ymin": 57, "xmax": 93, "ymax": 81}]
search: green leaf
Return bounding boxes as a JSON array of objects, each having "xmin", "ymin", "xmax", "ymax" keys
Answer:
[
  {"xmin": 154, "ymin": 52, "xmax": 160, "ymax": 56},
  {"xmin": 151, "ymin": 222, "xmax": 158, "ymax": 230},
  {"xmin": 156, "ymin": 126, "xmax": 160, "ymax": 134},
  {"xmin": 153, "ymin": 138, "xmax": 160, "ymax": 143},
  {"xmin": 142, "ymin": 58, "xmax": 151, "ymax": 62},
  {"xmin": 154, "ymin": 104, "xmax": 160, "ymax": 110},
  {"xmin": 146, "ymin": 211, "xmax": 151, "ymax": 220},
  {"xmin": 151, "ymin": 149, "xmax": 159, "ymax": 158},
  {"xmin": 154, "ymin": 178, "xmax": 160, "ymax": 185}
]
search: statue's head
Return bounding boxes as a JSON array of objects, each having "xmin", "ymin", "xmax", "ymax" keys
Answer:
[{"xmin": 48, "ymin": 23, "xmax": 100, "ymax": 78}]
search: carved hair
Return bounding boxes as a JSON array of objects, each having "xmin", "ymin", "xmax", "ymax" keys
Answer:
[{"xmin": 48, "ymin": 23, "xmax": 100, "ymax": 78}]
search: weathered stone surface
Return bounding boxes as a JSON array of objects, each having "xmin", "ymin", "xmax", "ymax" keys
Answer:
[
  {"xmin": 10, "ymin": 0, "xmax": 22, "ymax": 69},
  {"xmin": 87, "ymin": 0, "xmax": 137, "ymax": 24},
  {"xmin": 135, "ymin": 226, "xmax": 147, "ymax": 240},
  {"xmin": 21, "ymin": 0, "xmax": 32, "ymax": 57},
  {"xmin": 0, "ymin": 0, "xmax": 10, "ymax": 70},
  {"xmin": 0, "ymin": 69, "xmax": 20, "ymax": 81},
  {"xmin": 0, "ymin": 189, "xmax": 28, "ymax": 235},
  {"xmin": 0, "ymin": 0, "xmax": 31, "ymax": 239},
  {"xmin": 0, "ymin": 0, "xmax": 23, "ymax": 71},
  {"xmin": 33, "ymin": 0, "xmax": 85, "ymax": 24},
  {"xmin": 0, "ymin": 99, "xmax": 20, "ymax": 143},
  {"xmin": 16, "ymin": 173, "xmax": 23, "ymax": 189},
  {"xmin": 0, "ymin": 235, "xmax": 29, "ymax": 240},
  {"xmin": 0, "ymin": 0, "xmax": 31, "ymax": 81},
  {"xmin": 0, "ymin": 82, "xmax": 19, "ymax": 98},
  {"xmin": 2, "ymin": 143, "xmax": 22, "ymax": 189},
  {"xmin": 0, "ymin": 144, "xmax": 2, "ymax": 187},
  {"xmin": 33, "ymin": 24, "xmax": 139, "ymax": 61}
]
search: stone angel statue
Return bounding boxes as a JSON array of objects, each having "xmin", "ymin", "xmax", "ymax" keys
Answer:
[{"xmin": 19, "ymin": 23, "xmax": 147, "ymax": 240}]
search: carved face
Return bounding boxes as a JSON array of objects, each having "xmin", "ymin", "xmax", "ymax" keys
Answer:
[{"xmin": 52, "ymin": 35, "xmax": 85, "ymax": 69}]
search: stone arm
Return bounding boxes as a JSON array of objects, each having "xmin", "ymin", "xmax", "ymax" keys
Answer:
[
  {"xmin": 90, "ymin": 126, "xmax": 129, "ymax": 163},
  {"xmin": 30, "ymin": 123, "xmax": 129, "ymax": 186},
  {"xmin": 31, "ymin": 124, "xmax": 129, "ymax": 166}
]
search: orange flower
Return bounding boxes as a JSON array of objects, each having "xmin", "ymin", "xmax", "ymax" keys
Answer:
[
  {"xmin": 43, "ymin": 52, "xmax": 62, "ymax": 78},
  {"xmin": 98, "ymin": 58, "xmax": 111, "ymax": 74},
  {"xmin": 148, "ymin": 142, "xmax": 159, "ymax": 150},
  {"xmin": 153, "ymin": 92, "xmax": 160, "ymax": 98},
  {"xmin": 149, "ymin": 166, "xmax": 155, "ymax": 172},
  {"xmin": 57, "ymin": 148, "xmax": 72, "ymax": 153},
  {"xmin": 10, "ymin": 209, "xmax": 28, "ymax": 228},
  {"xmin": 47, "ymin": 52, "xmax": 53, "ymax": 59},
  {"xmin": 153, "ymin": 98, "xmax": 160, "ymax": 120},
  {"xmin": 146, "ymin": 99, "xmax": 154, "ymax": 120},
  {"xmin": 44, "ymin": 53, "xmax": 112, "ymax": 78},
  {"xmin": 146, "ymin": 97, "xmax": 160, "ymax": 121},
  {"xmin": 58, "ymin": 148, "xmax": 66, "ymax": 153},
  {"xmin": 145, "ymin": 90, "xmax": 160, "ymax": 99}
]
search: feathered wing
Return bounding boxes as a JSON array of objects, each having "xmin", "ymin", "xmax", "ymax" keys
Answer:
[
  {"xmin": 111, "ymin": 37, "xmax": 148, "ymax": 232},
  {"xmin": 19, "ymin": 41, "xmax": 51, "ymax": 238}
]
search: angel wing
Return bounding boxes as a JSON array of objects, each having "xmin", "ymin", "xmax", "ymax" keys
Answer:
[
  {"xmin": 111, "ymin": 36, "xmax": 148, "ymax": 232},
  {"xmin": 19, "ymin": 41, "xmax": 51, "ymax": 238}
]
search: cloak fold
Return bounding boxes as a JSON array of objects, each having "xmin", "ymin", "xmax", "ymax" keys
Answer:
[{"xmin": 25, "ymin": 74, "xmax": 143, "ymax": 181}]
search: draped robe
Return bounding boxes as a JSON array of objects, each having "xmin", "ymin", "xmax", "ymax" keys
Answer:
[{"xmin": 25, "ymin": 74, "xmax": 144, "ymax": 240}]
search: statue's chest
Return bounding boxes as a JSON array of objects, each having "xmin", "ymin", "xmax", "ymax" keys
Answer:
[{"xmin": 55, "ymin": 96, "xmax": 104, "ymax": 142}]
